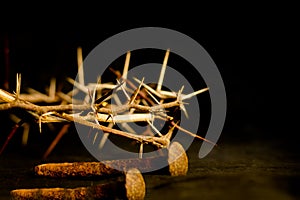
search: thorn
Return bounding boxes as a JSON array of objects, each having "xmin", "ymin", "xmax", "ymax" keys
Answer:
[
  {"xmin": 116, "ymin": 79, "xmax": 130, "ymax": 101},
  {"xmin": 109, "ymin": 67, "xmax": 122, "ymax": 79},
  {"xmin": 122, "ymin": 51, "xmax": 131, "ymax": 88},
  {"xmin": 66, "ymin": 77, "xmax": 88, "ymax": 94},
  {"xmin": 91, "ymin": 77, "xmax": 101, "ymax": 108},
  {"xmin": 49, "ymin": 77, "xmax": 56, "ymax": 100},
  {"xmin": 139, "ymin": 143, "xmax": 143, "ymax": 159},
  {"xmin": 177, "ymin": 86, "xmax": 184, "ymax": 100},
  {"xmin": 21, "ymin": 123, "xmax": 30, "ymax": 146},
  {"xmin": 129, "ymin": 77, "xmax": 144, "ymax": 104},
  {"xmin": 147, "ymin": 120, "xmax": 163, "ymax": 137},
  {"xmin": 145, "ymin": 90, "xmax": 160, "ymax": 104},
  {"xmin": 98, "ymin": 123, "xmax": 114, "ymax": 149},
  {"xmin": 77, "ymin": 46, "xmax": 85, "ymax": 86},
  {"xmin": 94, "ymin": 82, "xmax": 124, "ymax": 105},
  {"xmin": 181, "ymin": 88, "xmax": 209, "ymax": 100},
  {"xmin": 39, "ymin": 116, "xmax": 42, "ymax": 133},
  {"xmin": 93, "ymin": 132, "xmax": 99, "ymax": 145},
  {"xmin": 38, "ymin": 112, "xmax": 57, "ymax": 133},
  {"xmin": 180, "ymin": 104, "xmax": 189, "ymax": 119},
  {"xmin": 98, "ymin": 133, "xmax": 109, "ymax": 149},
  {"xmin": 16, "ymin": 73, "xmax": 21, "ymax": 100},
  {"xmin": 166, "ymin": 121, "xmax": 178, "ymax": 141},
  {"xmin": 157, "ymin": 49, "xmax": 170, "ymax": 92},
  {"xmin": 133, "ymin": 77, "xmax": 165, "ymax": 99},
  {"xmin": 170, "ymin": 121, "xmax": 217, "ymax": 146}
]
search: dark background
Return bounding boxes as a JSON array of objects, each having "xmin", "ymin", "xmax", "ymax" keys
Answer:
[
  {"xmin": 0, "ymin": 9, "xmax": 299, "ymax": 199},
  {"xmin": 1, "ymin": 20, "xmax": 297, "ymax": 146}
]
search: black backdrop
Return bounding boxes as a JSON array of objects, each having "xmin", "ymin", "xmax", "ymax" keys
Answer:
[{"xmin": 0, "ymin": 19, "xmax": 297, "ymax": 154}]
